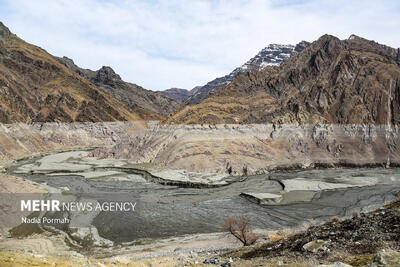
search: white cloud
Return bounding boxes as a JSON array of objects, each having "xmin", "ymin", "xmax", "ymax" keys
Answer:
[{"xmin": 0, "ymin": 0, "xmax": 399, "ymax": 90}]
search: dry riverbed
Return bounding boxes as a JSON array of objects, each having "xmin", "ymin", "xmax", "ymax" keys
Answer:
[{"xmin": 2, "ymin": 149, "xmax": 400, "ymax": 266}]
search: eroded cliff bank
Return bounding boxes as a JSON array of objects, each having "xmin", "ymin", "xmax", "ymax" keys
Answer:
[
  {"xmin": 92, "ymin": 124, "xmax": 400, "ymax": 175},
  {"xmin": 0, "ymin": 121, "xmax": 145, "ymax": 166},
  {"xmin": 1, "ymin": 122, "xmax": 400, "ymax": 176}
]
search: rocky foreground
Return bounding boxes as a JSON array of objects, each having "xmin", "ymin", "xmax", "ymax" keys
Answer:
[{"xmin": 225, "ymin": 200, "xmax": 400, "ymax": 267}]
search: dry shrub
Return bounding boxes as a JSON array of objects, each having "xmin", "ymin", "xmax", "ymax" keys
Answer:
[
  {"xmin": 268, "ymin": 229, "xmax": 291, "ymax": 242},
  {"xmin": 331, "ymin": 216, "xmax": 340, "ymax": 222},
  {"xmin": 223, "ymin": 216, "xmax": 258, "ymax": 246},
  {"xmin": 268, "ymin": 219, "xmax": 320, "ymax": 242},
  {"xmin": 352, "ymin": 210, "xmax": 361, "ymax": 218}
]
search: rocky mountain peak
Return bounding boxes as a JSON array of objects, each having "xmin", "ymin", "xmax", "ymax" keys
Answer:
[
  {"xmin": 245, "ymin": 43, "xmax": 296, "ymax": 68},
  {"xmin": 348, "ymin": 34, "xmax": 360, "ymax": 40},
  {"xmin": 346, "ymin": 34, "xmax": 380, "ymax": 46},
  {"xmin": 95, "ymin": 66, "xmax": 121, "ymax": 85},
  {"xmin": 59, "ymin": 56, "xmax": 76, "ymax": 69},
  {"xmin": 347, "ymin": 34, "xmax": 377, "ymax": 44},
  {"xmin": 184, "ymin": 40, "xmax": 310, "ymax": 105},
  {"xmin": 317, "ymin": 34, "xmax": 342, "ymax": 52},
  {"xmin": 315, "ymin": 34, "xmax": 341, "ymax": 46},
  {"xmin": 56, "ymin": 56, "xmax": 181, "ymax": 118},
  {"xmin": 0, "ymin": 21, "xmax": 11, "ymax": 43},
  {"xmin": 294, "ymin": 40, "xmax": 310, "ymax": 52},
  {"xmin": 346, "ymin": 34, "xmax": 398, "ymax": 61}
]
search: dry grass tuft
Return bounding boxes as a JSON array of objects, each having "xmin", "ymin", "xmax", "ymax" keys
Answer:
[
  {"xmin": 331, "ymin": 216, "xmax": 340, "ymax": 222},
  {"xmin": 352, "ymin": 210, "xmax": 361, "ymax": 218}
]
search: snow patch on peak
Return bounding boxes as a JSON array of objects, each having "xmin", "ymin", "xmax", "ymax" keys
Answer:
[{"xmin": 184, "ymin": 40, "xmax": 310, "ymax": 105}]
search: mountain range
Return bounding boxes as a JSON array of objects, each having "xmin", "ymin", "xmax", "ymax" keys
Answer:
[
  {"xmin": 165, "ymin": 34, "xmax": 400, "ymax": 125},
  {"xmin": 1, "ymin": 20, "xmax": 399, "ymax": 126},
  {"xmin": 0, "ymin": 22, "xmax": 178, "ymax": 123},
  {"xmin": 160, "ymin": 41, "xmax": 310, "ymax": 105}
]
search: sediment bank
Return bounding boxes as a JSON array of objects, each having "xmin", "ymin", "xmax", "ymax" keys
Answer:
[{"xmin": 92, "ymin": 124, "xmax": 400, "ymax": 175}]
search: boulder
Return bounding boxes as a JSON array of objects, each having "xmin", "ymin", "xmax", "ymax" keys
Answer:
[
  {"xmin": 303, "ymin": 239, "xmax": 331, "ymax": 253},
  {"xmin": 69, "ymin": 226, "xmax": 113, "ymax": 248},
  {"xmin": 367, "ymin": 249, "xmax": 400, "ymax": 266},
  {"xmin": 240, "ymin": 192, "xmax": 283, "ymax": 205}
]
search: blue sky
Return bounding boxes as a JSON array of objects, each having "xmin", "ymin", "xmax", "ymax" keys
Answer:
[{"xmin": 0, "ymin": 0, "xmax": 399, "ymax": 91}]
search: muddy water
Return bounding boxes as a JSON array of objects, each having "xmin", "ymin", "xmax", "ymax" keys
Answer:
[{"xmin": 7, "ymin": 152, "xmax": 400, "ymax": 243}]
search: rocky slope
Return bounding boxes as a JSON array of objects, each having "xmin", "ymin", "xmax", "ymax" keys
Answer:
[
  {"xmin": 56, "ymin": 57, "xmax": 181, "ymax": 118},
  {"xmin": 239, "ymin": 200, "xmax": 400, "ymax": 266},
  {"xmin": 159, "ymin": 88, "xmax": 190, "ymax": 103},
  {"xmin": 184, "ymin": 41, "xmax": 309, "ymax": 105},
  {"xmin": 166, "ymin": 35, "xmax": 400, "ymax": 125},
  {"xmin": 0, "ymin": 22, "xmax": 143, "ymax": 123}
]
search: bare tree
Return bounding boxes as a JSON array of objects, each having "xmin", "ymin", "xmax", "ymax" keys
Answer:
[{"xmin": 222, "ymin": 216, "xmax": 257, "ymax": 246}]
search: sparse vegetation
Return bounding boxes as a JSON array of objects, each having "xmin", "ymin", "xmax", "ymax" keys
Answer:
[
  {"xmin": 268, "ymin": 220, "xmax": 319, "ymax": 242},
  {"xmin": 352, "ymin": 210, "xmax": 360, "ymax": 218},
  {"xmin": 226, "ymin": 162, "xmax": 233, "ymax": 175},
  {"xmin": 331, "ymin": 216, "xmax": 340, "ymax": 222},
  {"xmin": 222, "ymin": 216, "xmax": 257, "ymax": 246},
  {"xmin": 242, "ymin": 165, "xmax": 248, "ymax": 176}
]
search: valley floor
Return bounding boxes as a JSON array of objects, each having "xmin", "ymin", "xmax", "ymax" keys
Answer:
[
  {"xmin": 1, "ymin": 122, "xmax": 400, "ymax": 266},
  {"xmin": 1, "ymin": 155, "xmax": 400, "ymax": 267}
]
